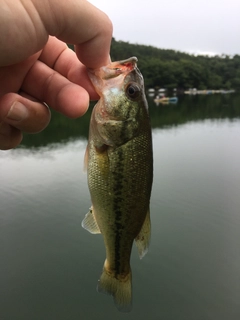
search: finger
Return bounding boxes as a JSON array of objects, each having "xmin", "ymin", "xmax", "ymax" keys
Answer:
[
  {"xmin": 0, "ymin": 93, "xmax": 51, "ymax": 133},
  {"xmin": 0, "ymin": 53, "xmax": 40, "ymax": 95},
  {"xmin": 33, "ymin": 0, "xmax": 113, "ymax": 68},
  {"xmin": 0, "ymin": 122, "xmax": 22, "ymax": 150},
  {"xmin": 21, "ymin": 60, "xmax": 90, "ymax": 117},
  {"xmin": 1, "ymin": 0, "xmax": 112, "ymax": 68},
  {"xmin": 38, "ymin": 37, "xmax": 99, "ymax": 100}
]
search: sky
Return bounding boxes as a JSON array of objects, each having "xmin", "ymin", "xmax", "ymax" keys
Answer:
[{"xmin": 88, "ymin": 0, "xmax": 240, "ymax": 56}]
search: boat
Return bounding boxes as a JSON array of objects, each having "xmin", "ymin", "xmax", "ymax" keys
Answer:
[
  {"xmin": 154, "ymin": 96, "xmax": 178, "ymax": 104},
  {"xmin": 168, "ymin": 97, "xmax": 178, "ymax": 103}
]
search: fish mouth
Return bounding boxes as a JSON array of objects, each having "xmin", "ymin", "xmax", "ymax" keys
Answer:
[
  {"xmin": 108, "ymin": 57, "xmax": 138, "ymax": 76},
  {"xmin": 89, "ymin": 57, "xmax": 138, "ymax": 81}
]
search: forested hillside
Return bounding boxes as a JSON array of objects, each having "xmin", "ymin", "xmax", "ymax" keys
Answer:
[{"xmin": 110, "ymin": 38, "xmax": 240, "ymax": 90}]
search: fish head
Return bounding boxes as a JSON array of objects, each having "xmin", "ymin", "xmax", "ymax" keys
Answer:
[{"xmin": 88, "ymin": 57, "xmax": 149, "ymax": 147}]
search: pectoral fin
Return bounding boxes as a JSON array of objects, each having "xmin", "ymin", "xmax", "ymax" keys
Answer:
[
  {"xmin": 135, "ymin": 208, "xmax": 151, "ymax": 259},
  {"xmin": 81, "ymin": 206, "xmax": 101, "ymax": 234}
]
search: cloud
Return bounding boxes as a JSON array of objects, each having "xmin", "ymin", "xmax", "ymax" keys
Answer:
[{"xmin": 89, "ymin": 0, "xmax": 240, "ymax": 55}]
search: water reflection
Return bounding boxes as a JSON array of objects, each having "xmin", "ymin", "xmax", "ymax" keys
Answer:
[
  {"xmin": 20, "ymin": 105, "xmax": 92, "ymax": 148},
  {"xmin": 19, "ymin": 93, "xmax": 240, "ymax": 149},
  {"xmin": 149, "ymin": 93, "xmax": 240, "ymax": 129}
]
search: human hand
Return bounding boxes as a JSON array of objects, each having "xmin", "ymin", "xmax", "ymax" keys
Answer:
[{"xmin": 0, "ymin": 0, "xmax": 112, "ymax": 150}]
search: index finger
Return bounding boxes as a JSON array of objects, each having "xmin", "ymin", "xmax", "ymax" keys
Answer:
[
  {"xmin": 35, "ymin": 0, "xmax": 113, "ymax": 69},
  {"xmin": 0, "ymin": 0, "xmax": 112, "ymax": 68}
]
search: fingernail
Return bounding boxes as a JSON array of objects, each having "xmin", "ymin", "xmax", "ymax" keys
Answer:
[{"xmin": 7, "ymin": 102, "xmax": 28, "ymax": 121}]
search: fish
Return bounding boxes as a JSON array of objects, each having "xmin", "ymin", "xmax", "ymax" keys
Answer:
[{"xmin": 82, "ymin": 57, "xmax": 153, "ymax": 312}]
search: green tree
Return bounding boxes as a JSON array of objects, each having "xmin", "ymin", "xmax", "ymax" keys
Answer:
[{"xmin": 110, "ymin": 38, "xmax": 240, "ymax": 91}]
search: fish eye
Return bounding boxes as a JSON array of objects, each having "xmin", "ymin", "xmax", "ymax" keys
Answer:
[{"xmin": 126, "ymin": 83, "xmax": 141, "ymax": 100}]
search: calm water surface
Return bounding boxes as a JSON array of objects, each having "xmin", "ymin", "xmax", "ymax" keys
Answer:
[{"xmin": 0, "ymin": 94, "xmax": 240, "ymax": 320}]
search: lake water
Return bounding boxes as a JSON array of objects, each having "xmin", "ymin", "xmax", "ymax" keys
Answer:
[{"xmin": 0, "ymin": 94, "xmax": 240, "ymax": 320}]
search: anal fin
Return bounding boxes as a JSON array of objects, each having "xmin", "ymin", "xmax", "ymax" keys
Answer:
[
  {"xmin": 135, "ymin": 208, "xmax": 151, "ymax": 259},
  {"xmin": 81, "ymin": 206, "xmax": 101, "ymax": 234}
]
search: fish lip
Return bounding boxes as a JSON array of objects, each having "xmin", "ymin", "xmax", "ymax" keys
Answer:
[
  {"xmin": 118, "ymin": 57, "xmax": 138, "ymax": 64},
  {"xmin": 114, "ymin": 56, "xmax": 138, "ymax": 67}
]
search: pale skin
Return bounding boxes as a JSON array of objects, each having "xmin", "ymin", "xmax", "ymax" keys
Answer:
[{"xmin": 0, "ymin": 0, "xmax": 113, "ymax": 150}]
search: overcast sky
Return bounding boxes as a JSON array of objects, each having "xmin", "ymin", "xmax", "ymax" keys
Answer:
[{"xmin": 89, "ymin": 0, "xmax": 240, "ymax": 56}]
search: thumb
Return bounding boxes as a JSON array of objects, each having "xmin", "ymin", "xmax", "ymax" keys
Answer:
[
  {"xmin": 0, "ymin": 122, "xmax": 22, "ymax": 150},
  {"xmin": 0, "ymin": 93, "xmax": 51, "ymax": 150}
]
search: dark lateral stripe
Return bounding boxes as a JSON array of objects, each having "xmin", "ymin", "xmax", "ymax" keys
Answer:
[{"xmin": 112, "ymin": 147, "xmax": 124, "ymax": 276}]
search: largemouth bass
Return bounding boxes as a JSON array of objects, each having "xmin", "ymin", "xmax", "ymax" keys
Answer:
[{"xmin": 82, "ymin": 57, "xmax": 153, "ymax": 312}]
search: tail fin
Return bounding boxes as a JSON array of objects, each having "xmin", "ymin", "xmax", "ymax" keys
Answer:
[{"xmin": 97, "ymin": 262, "xmax": 132, "ymax": 312}]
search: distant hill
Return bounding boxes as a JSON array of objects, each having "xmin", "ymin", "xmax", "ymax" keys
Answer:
[{"xmin": 110, "ymin": 38, "xmax": 240, "ymax": 90}]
